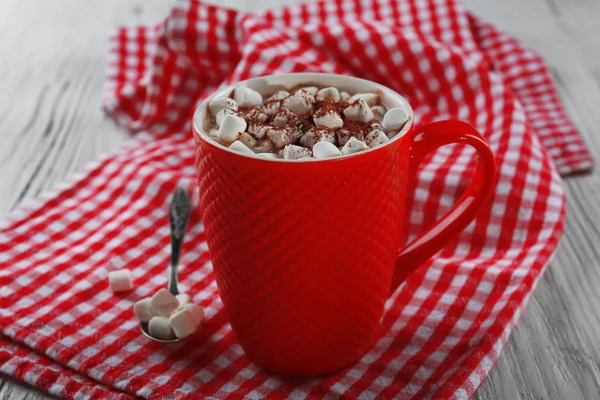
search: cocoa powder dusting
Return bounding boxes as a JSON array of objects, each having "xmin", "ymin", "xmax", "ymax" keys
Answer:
[
  {"xmin": 313, "ymin": 101, "xmax": 338, "ymax": 118},
  {"xmin": 211, "ymin": 86, "xmax": 388, "ymax": 154},
  {"xmin": 293, "ymin": 116, "xmax": 314, "ymax": 132},
  {"xmin": 363, "ymin": 120, "xmax": 383, "ymax": 135},
  {"xmin": 341, "ymin": 120, "xmax": 365, "ymax": 135}
]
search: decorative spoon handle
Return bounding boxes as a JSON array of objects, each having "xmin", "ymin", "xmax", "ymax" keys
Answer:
[{"xmin": 168, "ymin": 188, "xmax": 191, "ymax": 295}]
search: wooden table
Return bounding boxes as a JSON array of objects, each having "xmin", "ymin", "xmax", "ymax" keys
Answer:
[{"xmin": 1, "ymin": 0, "xmax": 599, "ymax": 398}]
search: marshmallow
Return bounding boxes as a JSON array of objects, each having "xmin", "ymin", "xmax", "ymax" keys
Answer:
[
  {"xmin": 343, "ymin": 99, "xmax": 374, "ymax": 123},
  {"xmin": 262, "ymin": 100, "xmax": 281, "ymax": 117},
  {"xmin": 245, "ymin": 107, "xmax": 269, "ymax": 123},
  {"xmin": 282, "ymin": 90, "xmax": 315, "ymax": 115},
  {"xmin": 238, "ymin": 131, "xmax": 257, "ymax": 148},
  {"xmin": 233, "ymin": 86, "xmax": 263, "ymax": 107},
  {"xmin": 271, "ymin": 107, "xmax": 298, "ymax": 127},
  {"xmin": 229, "ymin": 140, "xmax": 255, "ymax": 155},
  {"xmin": 148, "ymin": 316, "xmax": 175, "ymax": 340},
  {"xmin": 340, "ymin": 91, "xmax": 351, "ymax": 102},
  {"xmin": 387, "ymin": 130, "xmax": 401, "ymax": 139},
  {"xmin": 108, "ymin": 270, "xmax": 133, "ymax": 293},
  {"xmin": 336, "ymin": 124, "xmax": 364, "ymax": 146},
  {"xmin": 367, "ymin": 122, "xmax": 384, "ymax": 132},
  {"xmin": 268, "ymin": 90, "xmax": 290, "ymax": 101},
  {"xmin": 184, "ymin": 303, "xmax": 205, "ymax": 326},
  {"xmin": 266, "ymin": 126, "xmax": 303, "ymax": 149},
  {"xmin": 316, "ymin": 87, "xmax": 341, "ymax": 102},
  {"xmin": 283, "ymin": 144, "xmax": 312, "ymax": 160},
  {"xmin": 365, "ymin": 130, "xmax": 389, "ymax": 148},
  {"xmin": 208, "ymin": 97, "xmax": 238, "ymax": 116},
  {"xmin": 176, "ymin": 293, "xmax": 191, "ymax": 308},
  {"xmin": 169, "ymin": 307, "xmax": 197, "ymax": 339},
  {"xmin": 151, "ymin": 288, "xmax": 180, "ymax": 317},
  {"xmin": 291, "ymin": 117, "xmax": 313, "ymax": 133},
  {"xmin": 216, "ymin": 108, "xmax": 238, "ymax": 126},
  {"xmin": 300, "ymin": 127, "xmax": 336, "ymax": 148},
  {"xmin": 313, "ymin": 107, "xmax": 343, "ymax": 129},
  {"xmin": 382, "ymin": 107, "xmax": 410, "ymax": 131},
  {"xmin": 248, "ymin": 123, "xmax": 271, "ymax": 139},
  {"xmin": 256, "ymin": 152, "xmax": 279, "ymax": 159},
  {"xmin": 349, "ymin": 93, "xmax": 379, "ymax": 106},
  {"xmin": 301, "ymin": 86, "xmax": 318, "ymax": 96},
  {"xmin": 313, "ymin": 141, "xmax": 342, "ymax": 159},
  {"xmin": 208, "ymin": 128, "xmax": 219, "ymax": 138},
  {"xmin": 371, "ymin": 105, "xmax": 386, "ymax": 120},
  {"xmin": 134, "ymin": 298, "xmax": 159, "ymax": 322},
  {"xmin": 217, "ymin": 114, "xmax": 247, "ymax": 143},
  {"xmin": 341, "ymin": 137, "xmax": 369, "ymax": 155},
  {"xmin": 253, "ymin": 139, "xmax": 276, "ymax": 153}
]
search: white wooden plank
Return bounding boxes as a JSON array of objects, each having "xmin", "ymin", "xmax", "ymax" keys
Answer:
[
  {"xmin": 0, "ymin": 378, "xmax": 56, "ymax": 400},
  {"xmin": 465, "ymin": 0, "xmax": 600, "ymax": 399}
]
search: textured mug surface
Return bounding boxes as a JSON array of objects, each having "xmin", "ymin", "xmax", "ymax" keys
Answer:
[{"xmin": 192, "ymin": 73, "xmax": 496, "ymax": 376}]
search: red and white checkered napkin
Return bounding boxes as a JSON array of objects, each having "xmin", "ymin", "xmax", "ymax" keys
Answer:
[{"xmin": 0, "ymin": 0, "xmax": 593, "ymax": 399}]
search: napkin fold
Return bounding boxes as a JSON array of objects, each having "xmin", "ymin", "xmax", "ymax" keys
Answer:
[{"xmin": 0, "ymin": 0, "xmax": 592, "ymax": 399}]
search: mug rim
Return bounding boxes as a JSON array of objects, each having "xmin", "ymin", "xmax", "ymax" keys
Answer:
[{"xmin": 192, "ymin": 73, "xmax": 414, "ymax": 163}]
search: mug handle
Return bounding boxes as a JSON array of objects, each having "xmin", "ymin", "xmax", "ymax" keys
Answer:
[{"xmin": 390, "ymin": 120, "xmax": 497, "ymax": 292}]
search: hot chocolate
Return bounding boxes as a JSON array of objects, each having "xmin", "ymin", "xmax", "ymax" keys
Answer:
[{"xmin": 205, "ymin": 85, "xmax": 410, "ymax": 160}]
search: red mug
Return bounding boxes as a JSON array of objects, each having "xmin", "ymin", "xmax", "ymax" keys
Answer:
[{"xmin": 192, "ymin": 73, "xmax": 496, "ymax": 376}]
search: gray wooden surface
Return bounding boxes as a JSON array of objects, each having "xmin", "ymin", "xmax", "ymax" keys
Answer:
[{"xmin": 1, "ymin": 0, "xmax": 599, "ymax": 399}]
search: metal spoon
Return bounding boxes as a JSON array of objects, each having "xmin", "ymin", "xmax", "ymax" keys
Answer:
[{"xmin": 141, "ymin": 188, "xmax": 191, "ymax": 343}]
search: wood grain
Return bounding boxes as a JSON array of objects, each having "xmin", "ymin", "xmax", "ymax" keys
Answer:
[
  {"xmin": 1, "ymin": 0, "xmax": 599, "ymax": 399},
  {"xmin": 465, "ymin": 1, "xmax": 600, "ymax": 399}
]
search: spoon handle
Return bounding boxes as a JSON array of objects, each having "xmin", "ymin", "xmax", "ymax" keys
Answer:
[{"xmin": 168, "ymin": 188, "xmax": 191, "ymax": 295}]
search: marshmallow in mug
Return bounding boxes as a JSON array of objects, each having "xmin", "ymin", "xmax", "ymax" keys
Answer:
[
  {"xmin": 229, "ymin": 140, "xmax": 255, "ymax": 155},
  {"xmin": 208, "ymin": 97, "xmax": 238, "ymax": 116},
  {"xmin": 313, "ymin": 141, "xmax": 342, "ymax": 159},
  {"xmin": 371, "ymin": 105, "xmax": 386, "ymax": 120},
  {"xmin": 341, "ymin": 137, "xmax": 370, "ymax": 155},
  {"xmin": 348, "ymin": 93, "xmax": 379, "ymax": 106},
  {"xmin": 218, "ymin": 114, "xmax": 247, "ymax": 143},
  {"xmin": 267, "ymin": 126, "xmax": 303, "ymax": 149},
  {"xmin": 313, "ymin": 106, "xmax": 343, "ymax": 129},
  {"xmin": 253, "ymin": 139, "xmax": 276, "ymax": 153},
  {"xmin": 300, "ymin": 127, "xmax": 336, "ymax": 148},
  {"xmin": 238, "ymin": 131, "xmax": 257, "ymax": 148},
  {"xmin": 233, "ymin": 86, "xmax": 263, "ymax": 107},
  {"xmin": 268, "ymin": 90, "xmax": 290, "ymax": 101},
  {"xmin": 316, "ymin": 87, "xmax": 341, "ymax": 102},
  {"xmin": 365, "ymin": 130, "xmax": 389, "ymax": 148},
  {"xmin": 283, "ymin": 144, "xmax": 312, "ymax": 160},
  {"xmin": 248, "ymin": 123, "xmax": 272, "ymax": 139},
  {"xmin": 216, "ymin": 108, "xmax": 238, "ymax": 126},
  {"xmin": 282, "ymin": 89, "xmax": 315, "ymax": 115},
  {"xmin": 382, "ymin": 107, "xmax": 410, "ymax": 131},
  {"xmin": 343, "ymin": 99, "xmax": 374, "ymax": 123},
  {"xmin": 300, "ymin": 86, "xmax": 319, "ymax": 96}
]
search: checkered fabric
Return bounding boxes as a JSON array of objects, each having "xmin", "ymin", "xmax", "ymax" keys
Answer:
[{"xmin": 0, "ymin": 0, "xmax": 593, "ymax": 399}]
